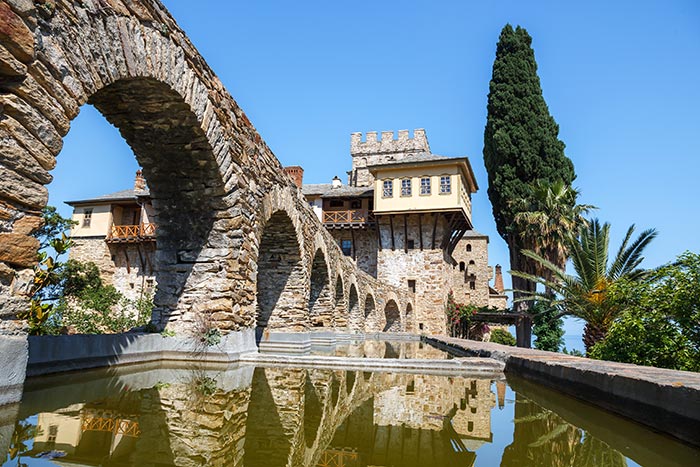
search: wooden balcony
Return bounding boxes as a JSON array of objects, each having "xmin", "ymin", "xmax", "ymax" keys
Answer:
[
  {"xmin": 323, "ymin": 209, "xmax": 375, "ymax": 228},
  {"xmin": 106, "ymin": 223, "xmax": 156, "ymax": 243}
]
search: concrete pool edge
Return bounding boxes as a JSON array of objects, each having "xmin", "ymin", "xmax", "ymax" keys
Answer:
[{"xmin": 425, "ymin": 335, "xmax": 700, "ymax": 447}]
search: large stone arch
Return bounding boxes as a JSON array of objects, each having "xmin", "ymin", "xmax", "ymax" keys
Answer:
[
  {"xmin": 0, "ymin": 5, "xmax": 247, "ymax": 331},
  {"xmin": 0, "ymin": 1, "xmax": 418, "ymax": 342}
]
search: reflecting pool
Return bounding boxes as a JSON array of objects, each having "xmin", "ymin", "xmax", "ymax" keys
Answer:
[{"xmin": 2, "ymin": 362, "xmax": 698, "ymax": 466}]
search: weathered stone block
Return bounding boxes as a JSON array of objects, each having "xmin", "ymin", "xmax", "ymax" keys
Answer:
[
  {"xmin": 11, "ymin": 214, "xmax": 42, "ymax": 235},
  {"xmin": 0, "ymin": 43, "xmax": 26, "ymax": 76},
  {"xmin": 0, "ymin": 2, "xmax": 34, "ymax": 63},
  {"xmin": 0, "ymin": 233, "xmax": 38, "ymax": 267},
  {"xmin": 0, "ymin": 165, "xmax": 48, "ymax": 209}
]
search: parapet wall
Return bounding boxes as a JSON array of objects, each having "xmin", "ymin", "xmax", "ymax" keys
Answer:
[
  {"xmin": 425, "ymin": 336, "xmax": 700, "ymax": 448},
  {"xmin": 350, "ymin": 129, "xmax": 430, "ymax": 156}
]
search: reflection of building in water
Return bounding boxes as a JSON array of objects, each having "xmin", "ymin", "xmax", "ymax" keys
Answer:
[
  {"xmin": 373, "ymin": 376, "xmax": 495, "ymax": 445},
  {"xmin": 30, "ymin": 402, "xmax": 141, "ymax": 465}
]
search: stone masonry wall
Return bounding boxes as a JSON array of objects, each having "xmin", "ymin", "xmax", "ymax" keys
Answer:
[
  {"xmin": 70, "ymin": 238, "xmax": 156, "ymax": 304},
  {"xmin": 451, "ymin": 235, "xmax": 492, "ymax": 308},
  {"xmin": 376, "ymin": 213, "xmax": 453, "ymax": 334}
]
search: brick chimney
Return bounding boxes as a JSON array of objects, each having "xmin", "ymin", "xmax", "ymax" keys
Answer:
[
  {"xmin": 284, "ymin": 166, "xmax": 304, "ymax": 188},
  {"xmin": 494, "ymin": 264, "xmax": 504, "ymax": 293},
  {"xmin": 134, "ymin": 169, "xmax": 146, "ymax": 191}
]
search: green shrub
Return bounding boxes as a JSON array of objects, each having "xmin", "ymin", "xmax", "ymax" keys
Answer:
[{"xmin": 490, "ymin": 328, "xmax": 516, "ymax": 346}]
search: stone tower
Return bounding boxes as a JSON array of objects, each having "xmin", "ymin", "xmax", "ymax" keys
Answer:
[{"xmin": 348, "ymin": 129, "xmax": 430, "ymax": 188}]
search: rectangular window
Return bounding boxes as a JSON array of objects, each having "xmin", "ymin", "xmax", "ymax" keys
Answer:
[
  {"xmin": 401, "ymin": 178, "xmax": 412, "ymax": 197},
  {"xmin": 329, "ymin": 199, "xmax": 344, "ymax": 208},
  {"xmin": 83, "ymin": 208, "xmax": 92, "ymax": 227},
  {"xmin": 420, "ymin": 177, "xmax": 431, "ymax": 195},
  {"xmin": 408, "ymin": 279, "xmax": 416, "ymax": 293},
  {"xmin": 382, "ymin": 180, "xmax": 393, "ymax": 197},
  {"xmin": 440, "ymin": 176, "xmax": 451, "ymax": 194},
  {"xmin": 407, "ymin": 239, "xmax": 415, "ymax": 249},
  {"xmin": 350, "ymin": 199, "xmax": 361, "ymax": 209},
  {"xmin": 341, "ymin": 239, "xmax": 352, "ymax": 256}
]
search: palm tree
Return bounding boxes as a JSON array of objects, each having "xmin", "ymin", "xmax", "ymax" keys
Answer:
[
  {"xmin": 513, "ymin": 180, "xmax": 596, "ymax": 281},
  {"xmin": 513, "ymin": 219, "xmax": 657, "ymax": 354}
]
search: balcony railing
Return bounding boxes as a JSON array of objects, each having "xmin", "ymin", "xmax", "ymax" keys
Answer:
[
  {"xmin": 323, "ymin": 209, "xmax": 375, "ymax": 226},
  {"xmin": 106, "ymin": 223, "xmax": 157, "ymax": 242}
]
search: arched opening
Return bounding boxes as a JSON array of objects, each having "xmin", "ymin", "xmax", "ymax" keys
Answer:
[
  {"xmin": 364, "ymin": 294, "xmax": 375, "ymax": 318},
  {"xmin": 405, "ymin": 303, "xmax": 414, "ymax": 332},
  {"xmin": 309, "ymin": 249, "xmax": 332, "ymax": 327},
  {"xmin": 23, "ymin": 78, "xmax": 228, "ymax": 332},
  {"xmin": 347, "ymin": 284, "xmax": 359, "ymax": 328},
  {"xmin": 333, "ymin": 276, "xmax": 346, "ymax": 328},
  {"xmin": 383, "ymin": 299, "xmax": 401, "ymax": 332},
  {"xmin": 89, "ymin": 80, "xmax": 227, "ymax": 329},
  {"xmin": 256, "ymin": 210, "xmax": 305, "ymax": 332},
  {"xmin": 466, "ymin": 243, "xmax": 472, "ymax": 252},
  {"xmin": 459, "ymin": 261, "xmax": 466, "ymax": 272}
]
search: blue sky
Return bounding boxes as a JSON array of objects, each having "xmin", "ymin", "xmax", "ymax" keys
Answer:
[{"xmin": 49, "ymin": 1, "xmax": 700, "ymax": 350}]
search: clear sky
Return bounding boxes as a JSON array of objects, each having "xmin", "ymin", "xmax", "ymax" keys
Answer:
[{"xmin": 49, "ymin": 0, "xmax": 700, "ymax": 350}]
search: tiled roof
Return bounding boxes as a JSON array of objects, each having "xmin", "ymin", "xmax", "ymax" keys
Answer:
[
  {"xmin": 462, "ymin": 229, "xmax": 488, "ymax": 238},
  {"xmin": 302, "ymin": 183, "xmax": 374, "ymax": 198},
  {"xmin": 367, "ymin": 152, "xmax": 466, "ymax": 168},
  {"xmin": 65, "ymin": 187, "xmax": 150, "ymax": 205}
]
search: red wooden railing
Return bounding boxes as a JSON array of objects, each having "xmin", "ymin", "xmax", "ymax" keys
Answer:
[
  {"xmin": 107, "ymin": 223, "xmax": 157, "ymax": 241},
  {"xmin": 323, "ymin": 210, "xmax": 375, "ymax": 225}
]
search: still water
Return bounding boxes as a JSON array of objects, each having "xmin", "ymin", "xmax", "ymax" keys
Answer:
[{"xmin": 3, "ymin": 360, "xmax": 698, "ymax": 467}]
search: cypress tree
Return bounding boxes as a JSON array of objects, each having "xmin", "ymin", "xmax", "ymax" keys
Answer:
[{"xmin": 483, "ymin": 24, "xmax": 575, "ymax": 309}]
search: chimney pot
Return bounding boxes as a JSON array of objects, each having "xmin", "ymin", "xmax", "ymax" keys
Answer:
[
  {"xmin": 494, "ymin": 264, "xmax": 505, "ymax": 293},
  {"xmin": 134, "ymin": 169, "xmax": 146, "ymax": 191},
  {"xmin": 283, "ymin": 166, "xmax": 304, "ymax": 188},
  {"xmin": 332, "ymin": 176, "xmax": 342, "ymax": 188}
]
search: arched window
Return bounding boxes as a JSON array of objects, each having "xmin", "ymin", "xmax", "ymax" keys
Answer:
[
  {"xmin": 469, "ymin": 260, "xmax": 475, "ymax": 265},
  {"xmin": 466, "ymin": 244, "xmax": 472, "ymax": 252},
  {"xmin": 459, "ymin": 262, "xmax": 465, "ymax": 272}
]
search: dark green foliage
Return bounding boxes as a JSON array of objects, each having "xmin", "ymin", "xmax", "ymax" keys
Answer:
[
  {"xmin": 490, "ymin": 328, "xmax": 516, "ymax": 346},
  {"xmin": 484, "ymin": 24, "xmax": 575, "ymax": 241},
  {"xmin": 531, "ymin": 302, "xmax": 564, "ymax": 352},
  {"xmin": 589, "ymin": 252, "xmax": 700, "ymax": 371},
  {"xmin": 483, "ymin": 24, "xmax": 576, "ymax": 312}
]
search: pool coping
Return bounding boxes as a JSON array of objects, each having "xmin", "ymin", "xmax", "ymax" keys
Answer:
[{"xmin": 425, "ymin": 335, "xmax": 700, "ymax": 447}]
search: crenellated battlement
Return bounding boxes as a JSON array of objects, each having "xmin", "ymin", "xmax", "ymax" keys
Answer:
[{"xmin": 350, "ymin": 129, "xmax": 430, "ymax": 156}]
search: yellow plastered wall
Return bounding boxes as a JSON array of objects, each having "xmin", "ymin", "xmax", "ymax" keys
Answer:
[
  {"xmin": 373, "ymin": 164, "xmax": 471, "ymax": 221},
  {"xmin": 70, "ymin": 204, "xmax": 112, "ymax": 238}
]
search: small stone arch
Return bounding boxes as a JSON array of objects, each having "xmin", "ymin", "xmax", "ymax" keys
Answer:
[
  {"xmin": 347, "ymin": 284, "xmax": 360, "ymax": 329},
  {"xmin": 309, "ymin": 248, "xmax": 333, "ymax": 327},
  {"xmin": 255, "ymin": 210, "xmax": 306, "ymax": 332},
  {"xmin": 363, "ymin": 293, "xmax": 378, "ymax": 332},
  {"xmin": 383, "ymin": 299, "xmax": 401, "ymax": 332},
  {"xmin": 332, "ymin": 275, "xmax": 346, "ymax": 328}
]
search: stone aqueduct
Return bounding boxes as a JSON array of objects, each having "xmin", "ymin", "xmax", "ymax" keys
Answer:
[{"xmin": 0, "ymin": 0, "xmax": 414, "ymax": 335}]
